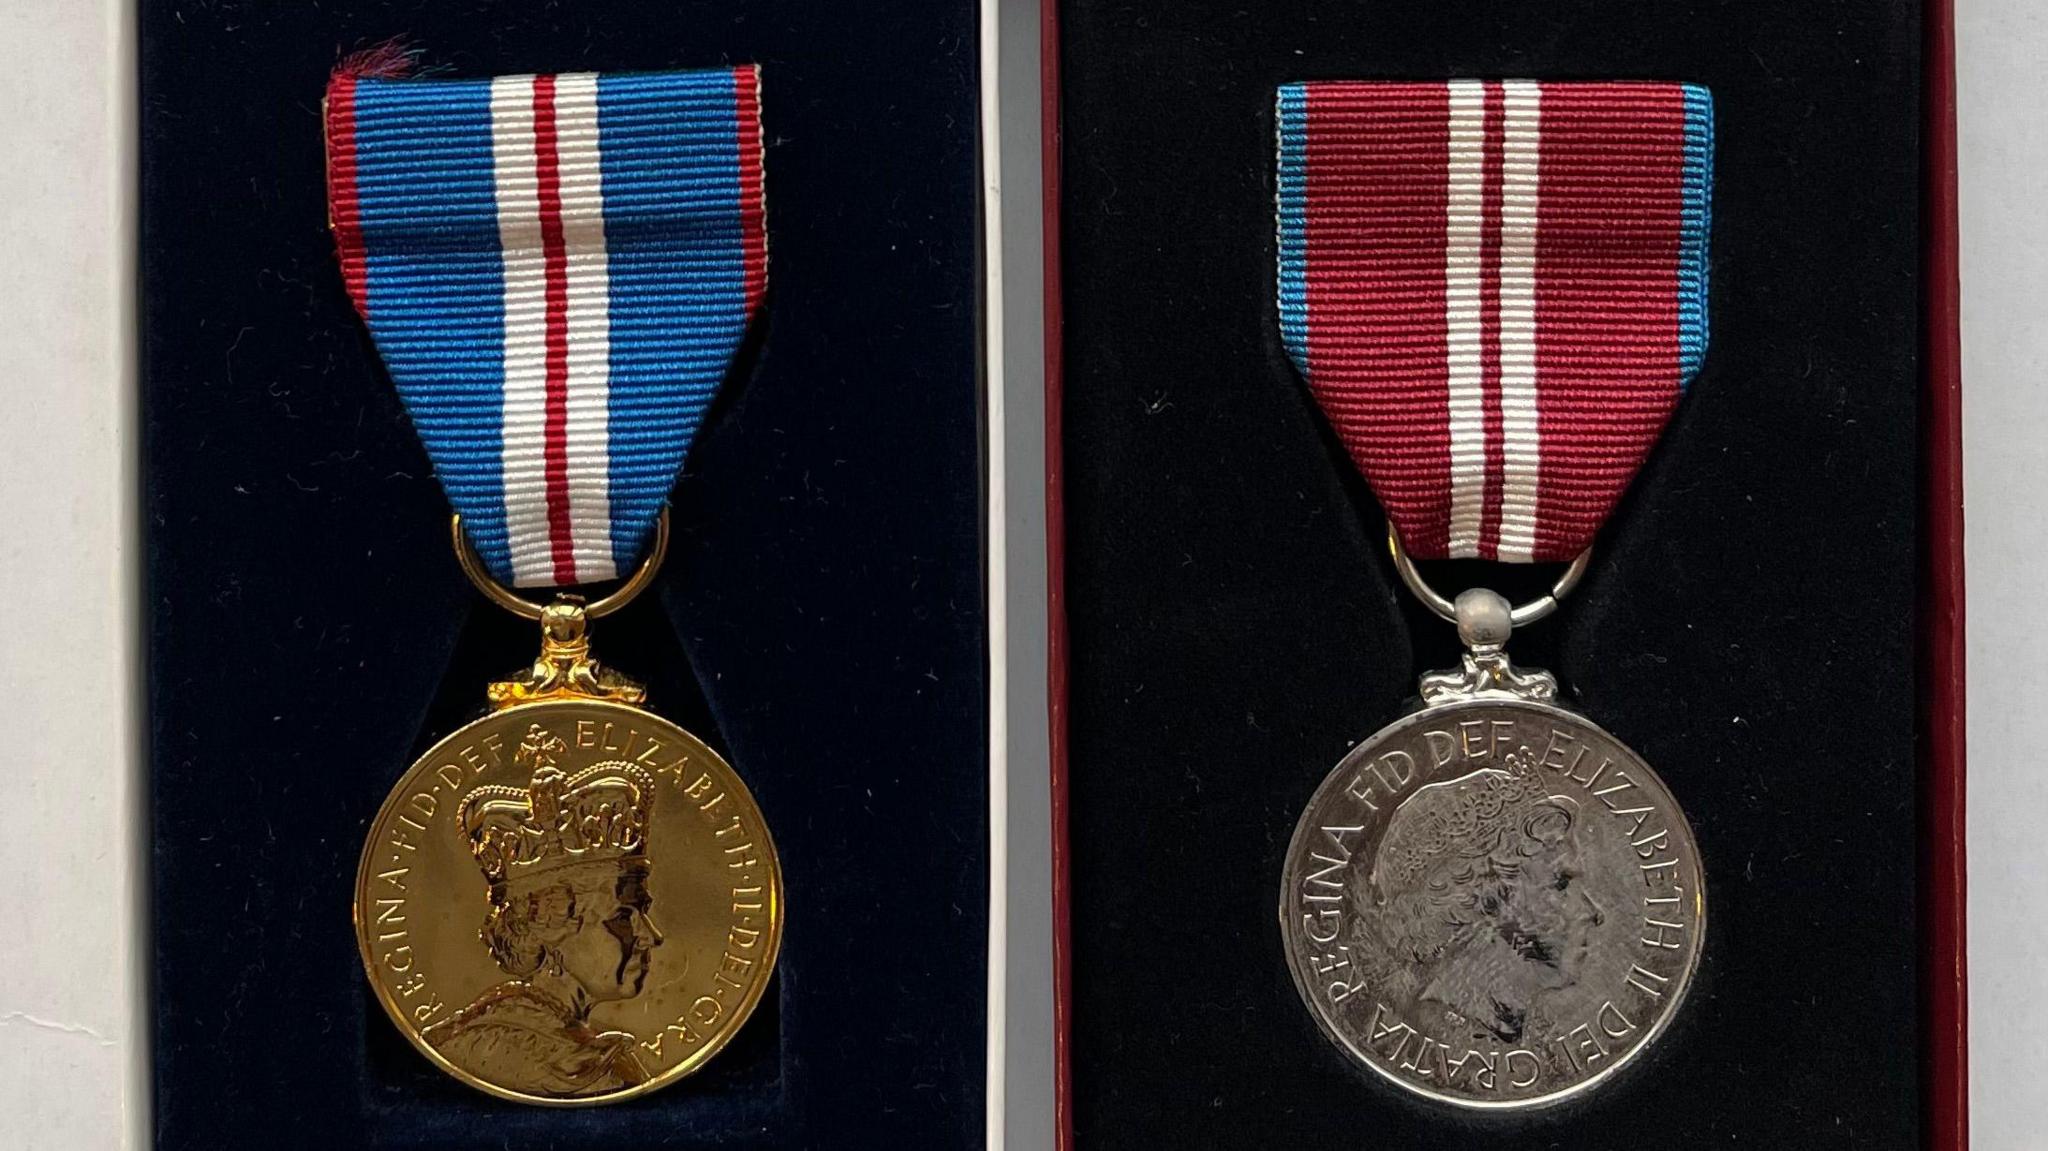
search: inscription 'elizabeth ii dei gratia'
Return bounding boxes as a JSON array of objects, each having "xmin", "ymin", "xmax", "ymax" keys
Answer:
[
  {"xmin": 1281, "ymin": 696, "xmax": 1704, "ymax": 1109},
  {"xmin": 355, "ymin": 691, "xmax": 784, "ymax": 1107}
]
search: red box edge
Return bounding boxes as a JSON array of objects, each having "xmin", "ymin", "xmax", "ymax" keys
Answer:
[
  {"xmin": 1041, "ymin": 0, "xmax": 1075, "ymax": 1145},
  {"xmin": 1040, "ymin": 7, "xmax": 1969, "ymax": 1146},
  {"xmin": 1919, "ymin": 0, "xmax": 1968, "ymax": 1146}
]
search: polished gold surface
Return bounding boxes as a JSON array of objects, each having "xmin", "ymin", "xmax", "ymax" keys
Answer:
[
  {"xmin": 355, "ymin": 599, "xmax": 781, "ymax": 1106},
  {"xmin": 486, "ymin": 597, "xmax": 649, "ymax": 709}
]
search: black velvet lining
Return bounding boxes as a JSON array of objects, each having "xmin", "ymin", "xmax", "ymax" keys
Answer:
[
  {"xmin": 1057, "ymin": 1, "xmax": 1922, "ymax": 1146},
  {"xmin": 143, "ymin": 3, "xmax": 988, "ymax": 1146}
]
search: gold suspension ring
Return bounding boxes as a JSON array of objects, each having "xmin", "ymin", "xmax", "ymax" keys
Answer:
[
  {"xmin": 451, "ymin": 509, "xmax": 669, "ymax": 620},
  {"xmin": 1386, "ymin": 525, "xmax": 1590, "ymax": 629}
]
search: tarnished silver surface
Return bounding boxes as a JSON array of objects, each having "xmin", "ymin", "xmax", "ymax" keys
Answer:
[{"xmin": 1279, "ymin": 651, "xmax": 1703, "ymax": 1109}]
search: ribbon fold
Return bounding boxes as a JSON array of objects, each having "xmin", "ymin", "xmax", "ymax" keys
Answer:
[
  {"xmin": 1277, "ymin": 80, "xmax": 1711, "ymax": 562},
  {"xmin": 327, "ymin": 66, "xmax": 767, "ymax": 587}
]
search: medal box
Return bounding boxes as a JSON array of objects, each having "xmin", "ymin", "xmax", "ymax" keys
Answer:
[
  {"xmin": 1044, "ymin": 0, "xmax": 1963, "ymax": 1146},
  {"xmin": 142, "ymin": 2, "xmax": 993, "ymax": 1146}
]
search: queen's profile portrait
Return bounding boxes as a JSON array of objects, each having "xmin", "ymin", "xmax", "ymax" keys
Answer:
[
  {"xmin": 421, "ymin": 724, "xmax": 666, "ymax": 1098},
  {"xmin": 1366, "ymin": 748, "xmax": 1605, "ymax": 1045}
]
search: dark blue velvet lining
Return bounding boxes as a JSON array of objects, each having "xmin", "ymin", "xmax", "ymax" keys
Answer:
[{"xmin": 143, "ymin": 4, "xmax": 988, "ymax": 1146}]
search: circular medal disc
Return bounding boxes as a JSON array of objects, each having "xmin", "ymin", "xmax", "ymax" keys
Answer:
[
  {"xmin": 1280, "ymin": 697, "xmax": 1703, "ymax": 1109},
  {"xmin": 355, "ymin": 698, "xmax": 782, "ymax": 1106}
]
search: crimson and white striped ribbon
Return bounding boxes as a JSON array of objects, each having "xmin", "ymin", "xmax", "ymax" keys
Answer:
[{"xmin": 1277, "ymin": 80, "xmax": 1713, "ymax": 563}]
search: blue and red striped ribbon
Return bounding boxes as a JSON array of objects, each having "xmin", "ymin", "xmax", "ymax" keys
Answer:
[
  {"xmin": 1277, "ymin": 80, "xmax": 1712, "ymax": 563},
  {"xmin": 326, "ymin": 66, "xmax": 766, "ymax": 587}
]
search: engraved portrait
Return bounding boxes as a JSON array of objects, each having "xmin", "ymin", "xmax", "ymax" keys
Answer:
[
  {"xmin": 1286, "ymin": 703, "xmax": 1700, "ymax": 1107},
  {"xmin": 1366, "ymin": 748, "xmax": 1604, "ymax": 1044},
  {"xmin": 421, "ymin": 723, "xmax": 666, "ymax": 1098}
]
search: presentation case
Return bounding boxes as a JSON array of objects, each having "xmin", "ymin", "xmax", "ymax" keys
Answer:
[
  {"xmin": 1044, "ymin": 0, "xmax": 1965, "ymax": 1146},
  {"xmin": 141, "ymin": 2, "xmax": 992, "ymax": 1146}
]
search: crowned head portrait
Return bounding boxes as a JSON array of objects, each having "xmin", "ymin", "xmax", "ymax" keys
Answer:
[
  {"xmin": 1364, "ymin": 748, "xmax": 1604, "ymax": 1045},
  {"xmin": 420, "ymin": 722, "xmax": 666, "ymax": 1099}
]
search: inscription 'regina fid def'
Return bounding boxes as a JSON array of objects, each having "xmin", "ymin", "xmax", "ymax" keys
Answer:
[
  {"xmin": 1280, "ymin": 698, "xmax": 1703, "ymax": 1109},
  {"xmin": 356, "ymin": 699, "xmax": 784, "ymax": 1107}
]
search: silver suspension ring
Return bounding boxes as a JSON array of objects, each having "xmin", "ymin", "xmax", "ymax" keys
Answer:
[{"xmin": 1386, "ymin": 525, "xmax": 1591, "ymax": 629}]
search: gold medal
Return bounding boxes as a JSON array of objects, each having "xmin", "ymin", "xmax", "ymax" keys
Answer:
[
  {"xmin": 354, "ymin": 515, "xmax": 783, "ymax": 1105},
  {"xmin": 325, "ymin": 62, "xmax": 782, "ymax": 1104}
]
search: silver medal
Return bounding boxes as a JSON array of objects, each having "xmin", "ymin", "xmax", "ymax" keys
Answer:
[{"xmin": 1280, "ymin": 545, "xmax": 1703, "ymax": 1109}]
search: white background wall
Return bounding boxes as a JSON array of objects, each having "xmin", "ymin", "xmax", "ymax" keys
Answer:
[
  {"xmin": 1957, "ymin": 2, "xmax": 2048, "ymax": 1146},
  {"xmin": 994, "ymin": 0, "xmax": 1056, "ymax": 1146},
  {"xmin": 0, "ymin": 1, "xmax": 145, "ymax": 1148}
]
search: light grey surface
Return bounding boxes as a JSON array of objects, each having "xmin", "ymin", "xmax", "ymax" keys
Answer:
[
  {"xmin": 1959, "ymin": 4, "xmax": 2048, "ymax": 1147},
  {"xmin": 0, "ymin": 1, "xmax": 145, "ymax": 1149},
  {"xmin": 997, "ymin": 0, "xmax": 1055, "ymax": 1145}
]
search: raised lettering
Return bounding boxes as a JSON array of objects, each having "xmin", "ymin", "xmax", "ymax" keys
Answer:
[
  {"xmin": 1308, "ymin": 945, "xmax": 1351, "ymax": 979},
  {"xmin": 1459, "ymin": 720, "xmax": 1490, "ymax": 761},
  {"xmin": 1321, "ymin": 825, "xmax": 1362, "ymax": 855},
  {"xmin": 1490, "ymin": 720, "xmax": 1516, "ymax": 760},
  {"xmin": 1568, "ymin": 1022, "xmax": 1607, "ymax": 1067},
  {"xmin": 1626, "ymin": 963, "xmax": 1671, "ymax": 999},
  {"xmin": 1591, "ymin": 773, "xmax": 1639, "ymax": 804},
  {"xmin": 1566, "ymin": 754, "xmax": 1609, "ymax": 790},
  {"xmin": 1641, "ymin": 918, "xmax": 1686, "ymax": 950},
  {"xmin": 1302, "ymin": 907, "xmax": 1341, "ymax": 944},
  {"xmin": 1597, "ymin": 1000, "xmax": 1637, "ymax": 1039},
  {"xmin": 1301, "ymin": 852, "xmax": 1348, "ymax": 892},
  {"xmin": 1640, "ymin": 857, "xmax": 1680, "ymax": 884},
  {"xmin": 1343, "ymin": 770, "xmax": 1382, "ymax": 812},
  {"xmin": 1367, "ymin": 1003, "xmax": 1412, "ymax": 1059},
  {"xmin": 1423, "ymin": 729, "xmax": 1457, "ymax": 772},
  {"xmin": 1538, "ymin": 727, "xmax": 1578, "ymax": 773},
  {"xmin": 1445, "ymin": 1048, "xmax": 1497, "ymax": 1091},
  {"xmin": 1373, "ymin": 750, "xmax": 1416, "ymax": 790}
]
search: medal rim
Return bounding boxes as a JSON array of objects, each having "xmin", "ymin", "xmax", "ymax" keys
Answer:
[
  {"xmin": 1277, "ymin": 695, "xmax": 1706, "ymax": 1111},
  {"xmin": 353, "ymin": 696, "xmax": 786, "ymax": 1108}
]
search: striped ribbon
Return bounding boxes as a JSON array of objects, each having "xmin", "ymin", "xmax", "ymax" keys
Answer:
[
  {"xmin": 326, "ymin": 66, "xmax": 767, "ymax": 587},
  {"xmin": 1276, "ymin": 80, "xmax": 1712, "ymax": 563}
]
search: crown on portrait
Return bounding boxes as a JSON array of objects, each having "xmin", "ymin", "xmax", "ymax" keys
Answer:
[
  {"xmin": 456, "ymin": 722, "xmax": 654, "ymax": 888},
  {"xmin": 1371, "ymin": 746, "xmax": 1569, "ymax": 891}
]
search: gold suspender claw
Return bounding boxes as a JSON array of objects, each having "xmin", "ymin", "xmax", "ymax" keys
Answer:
[{"xmin": 353, "ymin": 508, "xmax": 783, "ymax": 1106}]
